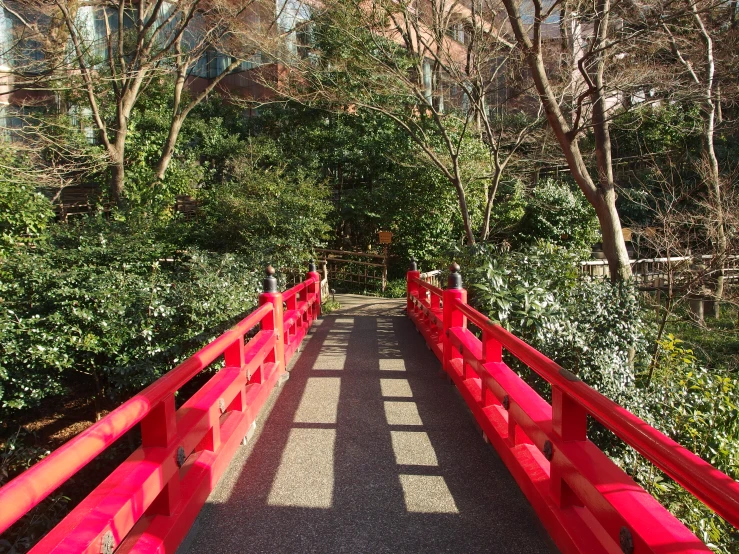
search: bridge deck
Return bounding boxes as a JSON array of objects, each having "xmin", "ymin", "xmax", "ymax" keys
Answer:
[{"xmin": 179, "ymin": 295, "xmax": 557, "ymax": 553}]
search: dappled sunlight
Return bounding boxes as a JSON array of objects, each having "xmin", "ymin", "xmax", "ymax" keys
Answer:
[
  {"xmin": 391, "ymin": 431, "xmax": 439, "ymax": 466},
  {"xmin": 380, "ymin": 378, "xmax": 413, "ymax": 398},
  {"xmin": 379, "ymin": 358, "xmax": 407, "ymax": 371},
  {"xmin": 294, "ymin": 377, "xmax": 341, "ymax": 424},
  {"xmin": 312, "ymin": 353, "xmax": 347, "ymax": 370},
  {"xmin": 399, "ymin": 475, "xmax": 459, "ymax": 514},
  {"xmin": 384, "ymin": 401, "xmax": 423, "ymax": 425},
  {"xmin": 184, "ymin": 298, "xmax": 554, "ymax": 553},
  {"xmin": 267, "ymin": 428, "xmax": 336, "ymax": 509}
]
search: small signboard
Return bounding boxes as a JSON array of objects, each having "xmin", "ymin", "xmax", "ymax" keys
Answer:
[{"xmin": 378, "ymin": 231, "xmax": 393, "ymax": 245}]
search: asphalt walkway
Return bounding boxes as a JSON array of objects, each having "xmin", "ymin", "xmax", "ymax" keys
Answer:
[{"xmin": 179, "ymin": 295, "xmax": 557, "ymax": 553}]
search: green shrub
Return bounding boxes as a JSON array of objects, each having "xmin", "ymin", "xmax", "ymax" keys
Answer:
[
  {"xmin": 0, "ymin": 216, "xmax": 307, "ymax": 414},
  {"xmin": 195, "ymin": 161, "xmax": 331, "ymax": 255},
  {"xmin": 456, "ymin": 243, "xmax": 646, "ymax": 404},
  {"xmin": 458, "ymin": 243, "xmax": 737, "ymax": 551},
  {"xmin": 614, "ymin": 337, "xmax": 739, "ymax": 553},
  {"xmin": 0, "ymin": 144, "xmax": 54, "ymax": 255},
  {"xmin": 515, "ymin": 179, "xmax": 599, "ymax": 255}
]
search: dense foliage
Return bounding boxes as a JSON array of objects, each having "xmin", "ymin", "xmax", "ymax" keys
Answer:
[
  {"xmin": 513, "ymin": 179, "xmax": 600, "ymax": 255},
  {"xmin": 455, "ymin": 243, "xmax": 647, "ymax": 403},
  {"xmin": 453, "ymin": 243, "xmax": 738, "ymax": 552},
  {"xmin": 0, "ymin": 144, "xmax": 54, "ymax": 255},
  {"xmin": 0, "ymin": 218, "xmax": 277, "ymax": 412},
  {"xmin": 0, "ymin": 61, "xmax": 737, "ymax": 554}
]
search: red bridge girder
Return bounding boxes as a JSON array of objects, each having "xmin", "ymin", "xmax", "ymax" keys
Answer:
[
  {"xmin": 0, "ymin": 264, "xmax": 322, "ymax": 553},
  {"xmin": 407, "ymin": 263, "xmax": 739, "ymax": 554}
]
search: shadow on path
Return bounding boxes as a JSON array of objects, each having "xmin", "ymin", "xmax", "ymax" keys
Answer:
[{"xmin": 180, "ymin": 295, "xmax": 557, "ymax": 553}]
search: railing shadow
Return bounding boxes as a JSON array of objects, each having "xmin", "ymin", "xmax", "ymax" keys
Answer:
[{"xmin": 180, "ymin": 303, "xmax": 556, "ymax": 553}]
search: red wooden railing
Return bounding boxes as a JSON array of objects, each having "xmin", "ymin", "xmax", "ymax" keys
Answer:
[
  {"xmin": 0, "ymin": 263, "xmax": 321, "ymax": 554},
  {"xmin": 406, "ymin": 261, "xmax": 739, "ymax": 554}
]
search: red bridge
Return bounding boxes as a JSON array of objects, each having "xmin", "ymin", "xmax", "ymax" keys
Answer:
[{"xmin": 1, "ymin": 260, "xmax": 738, "ymax": 553}]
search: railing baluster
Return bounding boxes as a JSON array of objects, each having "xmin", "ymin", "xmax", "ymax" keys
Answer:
[
  {"xmin": 406, "ymin": 257, "xmax": 420, "ymax": 315},
  {"xmin": 550, "ymin": 387, "xmax": 587, "ymax": 508},
  {"xmin": 224, "ymin": 335, "xmax": 245, "ymax": 369},
  {"xmin": 141, "ymin": 394, "xmax": 177, "ymax": 448},
  {"xmin": 442, "ymin": 263, "xmax": 466, "ymax": 377},
  {"xmin": 307, "ymin": 259, "xmax": 321, "ymax": 321},
  {"xmin": 141, "ymin": 394, "xmax": 181, "ymax": 517},
  {"xmin": 259, "ymin": 265, "xmax": 285, "ymax": 381},
  {"xmin": 481, "ymin": 329, "xmax": 502, "ymax": 407}
]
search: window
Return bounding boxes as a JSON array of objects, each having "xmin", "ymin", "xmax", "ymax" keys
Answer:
[
  {"xmin": 296, "ymin": 22, "xmax": 314, "ymax": 59},
  {"xmin": 0, "ymin": 105, "xmax": 40, "ymax": 143},
  {"xmin": 422, "ymin": 59, "xmax": 432, "ymax": 104},
  {"xmin": 190, "ymin": 50, "xmax": 234, "ymax": 79},
  {"xmin": 0, "ymin": 7, "xmax": 11, "ymax": 69},
  {"xmin": 446, "ymin": 21, "xmax": 471, "ymax": 45},
  {"xmin": 277, "ymin": 0, "xmax": 311, "ymax": 58},
  {"xmin": 68, "ymin": 105, "xmax": 98, "ymax": 145}
]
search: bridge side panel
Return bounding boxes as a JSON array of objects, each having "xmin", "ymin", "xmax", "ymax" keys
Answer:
[{"xmin": 405, "ymin": 268, "xmax": 734, "ymax": 554}]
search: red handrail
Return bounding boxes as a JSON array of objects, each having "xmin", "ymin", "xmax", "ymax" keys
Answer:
[
  {"xmin": 406, "ymin": 264, "xmax": 738, "ymax": 554},
  {"xmin": 412, "ymin": 276, "xmax": 443, "ymax": 298},
  {"xmin": 0, "ymin": 267, "xmax": 322, "ymax": 553},
  {"xmin": 454, "ymin": 298, "xmax": 739, "ymax": 528},
  {"xmin": 0, "ymin": 303, "xmax": 272, "ymax": 536}
]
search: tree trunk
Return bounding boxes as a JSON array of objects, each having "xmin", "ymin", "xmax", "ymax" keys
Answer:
[
  {"xmin": 154, "ymin": 117, "xmax": 184, "ymax": 181},
  {"xmin": 453, "ymin": 176, "xmax": 475, "ymax": 245},
  {"xmin": 703, "ymin": 100, "xmax": 726, "ymax": 317},
  {"xmin": 590, "ymin": 0, "xmax": 631, "ymax": 281},
  {"xmin": 593, "ymin": 189, "xmax": 632, "ymax": 281},
  {"xmin": 691, "ymin": 0, "xmax": 725, "ymax": 318},
  {"xmin": 109, "ymin": 125, "xmax": 128, "ymax": 206},
  {"xmin": 110, "ymin": 157, "xmax": 125, "ymax": 206},
  {"xmin": 500, "ymin": 0, "xmax": 632, "ymax": 280},
  {"xmin": 480, "ymin": 169, "xmax": 502, "ymax": 242}
]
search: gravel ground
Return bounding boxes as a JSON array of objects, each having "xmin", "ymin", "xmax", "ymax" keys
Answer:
[{"xmin": 179, "ymin": 295, "xmax": 557, "ymax": 554}]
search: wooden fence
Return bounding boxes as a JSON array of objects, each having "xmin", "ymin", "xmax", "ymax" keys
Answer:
[
  {"xmin": 580, "ymin": 254, "xmax": 739, "ymax": 290},
  {"xmin": 315, "ymin": 248, "xmax": 388, "ymax": 292}
]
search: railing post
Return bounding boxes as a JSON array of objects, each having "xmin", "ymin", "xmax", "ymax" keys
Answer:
[
  {"xmin": 442, "ymin": 263, "xmax": 467, "ymax": 375},
  {"xmin": 550, "ymin": 387, "xmax": 587, "ymax": 508},
  {"xmin": 307, "ymin": 259, "xmax": 321, "ymax": 321},
  {"xmin": 382, "ymin": 248, "xmax": 388, "ymax": 292},
  {"xmin": 141, "ymin": 394, "xmax": 181, "ymax": 516},
  {"xmin": 259, "ymin": 265, "xmax": 285, "ymax": 377},
  {"xmin": 480, "ymin": 329, "xmax": 502, "ymax": 407},
  {"xmin": 406, "ymin": 257, "xmax": 421, "ymax": 314}
]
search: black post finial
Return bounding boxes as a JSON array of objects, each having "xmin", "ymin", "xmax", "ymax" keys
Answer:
[
  {"xmin": 447, "ymin": 262, "xmax": 462, "ymax": 289},
  {"xmin": 263, "ymin": 265, "xmax": 278, "ymax": 293},
  {"xmin": 308, "ymin": 258, "xmax": 317, "ymax": 272},
  {"xmin": 409, "ymin": 257, "xmax": 418, "ymax": 271}
]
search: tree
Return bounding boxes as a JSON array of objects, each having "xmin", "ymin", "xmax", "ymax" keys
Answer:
[
  {"xmin": 660, "ymin": 0, "xmax": 733, "ymax": 316},
  {"xmin": 0, "ymin": 0, "xmax": 259, "ymax": 204},
  {"xmin": 500, "ymin": 0, "xmax": 633, "ymax": 280},
  {"xmin": 150, "ymin": 1, "xmax": 270, "ymax": 182},
  {"xmin": 270, "ymin": 0, "xmax": 542, "ymax": 244}
]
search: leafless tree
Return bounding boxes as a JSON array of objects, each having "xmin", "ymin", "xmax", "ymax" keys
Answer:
[
  {"xmin": 151, "ymin": 0, "xmax": 272, "ymax": 182},
  {"xmin": 269, "ymin": 0, "xmax": 543, "ymax": 244},
  {"xmin": 500, "ymin": 0, "xmax": 638, "ymax": 280},
  {"xmin": 659, "ymin": 0, "xmax": 734, "ymax": 316},
  {"xmin": 0, "ymin": 0, "xmax": 262, "ymax": 204}
]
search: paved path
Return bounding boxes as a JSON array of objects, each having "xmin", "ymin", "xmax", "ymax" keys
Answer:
[{"xmin": 180, "ymin": 295, "xmax": 557, "ymax": 554}]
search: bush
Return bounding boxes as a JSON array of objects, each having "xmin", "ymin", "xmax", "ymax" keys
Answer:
[
  {"xmin": 614, "ymin": 337, "xmax": 739, "ymax": 553},
  {"xmin": 515, "ymin": 179, "xmax": 600, "ymax": 255},
  {"xmin": 0, "ymin": 216, "xmax": 306, "ymax": 415},
  {"xmin": 455, "ymin": 242, "xmax": 647, "ymax": 403},
  {"xmin": 195, "ymin": 160, "xmax": 331, "ymax": 255},
  {"xmin": 0, "ymin": 144, "xmax": 54, "ymax": 255},
  {"xmin": 457, "ymin": 242, "xmax": 738, "ymax": 552}
]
